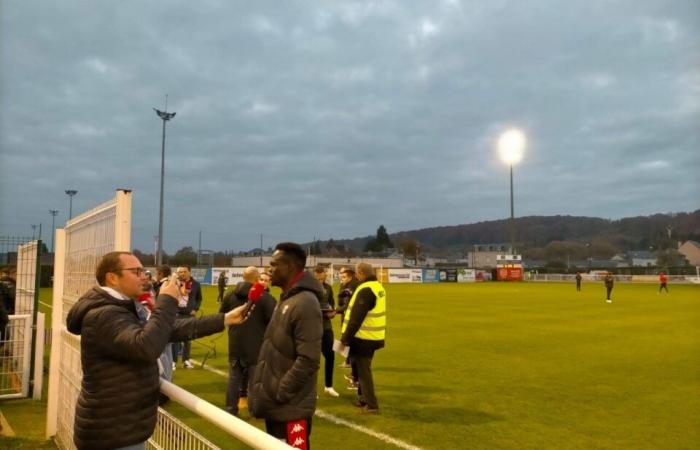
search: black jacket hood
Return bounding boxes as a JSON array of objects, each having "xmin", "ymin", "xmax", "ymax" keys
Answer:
[
  {"xmin": 66, "ymin": 286, "xmax": 134, "ymax": 335},
  {"xmin": 282, "ymin": 271, "xmax": 324, "ymax": 303}
]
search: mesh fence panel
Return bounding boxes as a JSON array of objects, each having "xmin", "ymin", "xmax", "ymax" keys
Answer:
[{"xmin": 0, "ymin": 315, "xmax": 31, "ymax": 398}]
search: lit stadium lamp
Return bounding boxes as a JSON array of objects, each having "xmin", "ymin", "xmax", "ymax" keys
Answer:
[
  {"xmin": 497, "ymin": 128, "xmax": 526, "ymax": 255},
  {"xmin": 497, "ymin": 128, "xmax": 526, "ymax": 165}
]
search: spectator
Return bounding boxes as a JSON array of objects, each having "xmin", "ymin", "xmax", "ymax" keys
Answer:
[
  {"xmin": 220, "ymin": 266, "xmax": 276, "ymax": 416},
  {"xmin": 249, "ymin": 243, "xmax": 323, "ymax": 449},
  {"xmin": 172, "ymin": 265, "xmax": 202, "ymax": 369},
  {"xmin": 65, "ymin": 251, "xmax": 247, "ymax": 450}
]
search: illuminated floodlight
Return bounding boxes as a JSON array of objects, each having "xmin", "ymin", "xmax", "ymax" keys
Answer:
[{"xmin": 497, "ymin": 128, "xmax": 526, "ymax": 165}]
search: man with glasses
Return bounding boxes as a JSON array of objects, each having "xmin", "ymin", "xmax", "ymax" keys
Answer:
[
  {"xmin": 172, "ymin": 265, "xmax": 202, "ymax": 369},
  {"xmin": 67, "ymin": 251, "xmax": 248, "ymax": 450}
]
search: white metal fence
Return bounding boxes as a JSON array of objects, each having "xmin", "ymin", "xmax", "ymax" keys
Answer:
[
  {"xmin": 0, "ymin": 314, "xmax": 32, "ymax": 399},
  {"xmin": 46, "ymin": 190, "xmax": 133, "ymax": 449}
]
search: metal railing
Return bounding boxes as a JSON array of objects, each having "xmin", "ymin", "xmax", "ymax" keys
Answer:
[{"xmin": 0, "ymin": 314, "xmax": 32, "ymax": 399}]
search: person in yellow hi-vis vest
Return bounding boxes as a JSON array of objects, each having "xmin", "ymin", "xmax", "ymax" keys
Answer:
[{"xmin": 340, "ymin": 262, "xmax": 386, "ymax": 414}]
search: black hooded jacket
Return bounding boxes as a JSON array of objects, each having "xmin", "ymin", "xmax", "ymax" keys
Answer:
[
  {"xmin": 249, "ymin": 272, "xmax": 324, "ymax": 421},
  {"xmin": 66, "ymin": 287, "xmax": 225, "ymax": 450},
  {"xmin": 219, "ymin": 281, "xmax": 276, "ymax": 366}
]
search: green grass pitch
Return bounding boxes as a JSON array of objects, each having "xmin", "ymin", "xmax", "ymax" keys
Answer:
[
  {"xmin": 14, "ymin": 281, "xmax": 698, "ymax": 449},
  {"xmin": 161, "ymin": 282, "xmax": 700, "ymax": 450}
]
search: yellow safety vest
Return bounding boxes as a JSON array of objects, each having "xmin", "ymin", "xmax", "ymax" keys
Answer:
[{"xmin": 341, "ymin": 281, "xmax": 386, "ymax": 341}]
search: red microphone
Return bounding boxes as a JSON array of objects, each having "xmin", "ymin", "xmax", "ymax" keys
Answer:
[{"xmin": 245, "ymin": 282, "xmax": 265, "ymax": 317}]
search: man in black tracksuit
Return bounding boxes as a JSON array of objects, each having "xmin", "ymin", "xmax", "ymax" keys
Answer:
[
  {"xmin": 313, "ymin": 266, "xmax": 339, "ymax": 397},
  {"xmin": 604, "ymin": 272, "xmax": 615, "ymax": 302},
  {"xmin": 337, "ymin": 267, "xmax": 360, "ymax": 379},
  {"xmin": 217, "ymin": 270, "xmax": 228, "ymax": 303},
  {"xmin": 220, "ymin": 266, "xmax": 276, "ymax": 416}
]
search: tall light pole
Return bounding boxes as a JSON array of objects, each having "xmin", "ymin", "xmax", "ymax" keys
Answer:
[
  {"xmin": 49, "ymin": 210, "xmax": 59, "ymax": 253},
  {"xmin": 31, "ymin": 224, "xmax": 37, "ymax": 239},
  {"xmin": 65, "ymin": 189, "xmax": 78, "ymax": 219},
  {"xmin": 154, "ymin": 98, "xmax": 176, "ymax": 266},
  {"xmin": 497, "ymin": 129, "xmax": 526, "ymax": 255}
]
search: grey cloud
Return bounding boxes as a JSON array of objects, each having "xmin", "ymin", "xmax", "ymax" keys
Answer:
[{"xmin": 1, "ymin": 0, "xmax": 699, "ymax": 252}]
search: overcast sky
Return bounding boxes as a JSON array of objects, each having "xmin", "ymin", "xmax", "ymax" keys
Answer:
[{"xmin": 1, "ymin": 0, "xmax": 699, "ymax": 253}]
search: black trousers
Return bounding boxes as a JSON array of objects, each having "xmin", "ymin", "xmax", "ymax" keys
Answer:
[
  {"xmin": 606, "ymin": 286, "xmax": 613, "ymax": 300},
  {"xmin": 321, "ymin": 328, "xmax": 335, "ymax": 387},
  {"xmin": 353, "ymin": 350, "xmax": 378, "ymax": 409}
]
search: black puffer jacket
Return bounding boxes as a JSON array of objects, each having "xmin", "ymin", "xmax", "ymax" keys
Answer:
[
  {"xmin": 249, "ymin": 272, "xmax": 323, "ymax": 421},
  {"xmin": 219, "ymin": 281, "xmax": 276, "ymax": 366},
  {"xmin": 66, "ymin": 287, "xmax": 225, "ymax": 450}
]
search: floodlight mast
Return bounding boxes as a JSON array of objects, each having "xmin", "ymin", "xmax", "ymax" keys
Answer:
[
  {"xmin": 497, "ymin": 129, "xmax": 526, "ymax": 255},
  {"xmin": 65, "ymin": 190, "xmax": 78, "ymax": 219},
  {"xmin": 154, "ymin": 97, "xmax": 176, "ymax": 266},
  {"xmin": 49, "ymin": 209, "xmax": 59, "ymax": 252}
]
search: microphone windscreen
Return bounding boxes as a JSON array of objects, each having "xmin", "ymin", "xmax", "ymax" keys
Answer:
[{"xmin": 249, "ymin": 282, "xmax": 265, "ymax": 302}]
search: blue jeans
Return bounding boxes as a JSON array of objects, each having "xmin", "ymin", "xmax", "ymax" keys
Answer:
[
  {"xmin": 226, "ymin": 359, "xmax": 256, "ymax": 415},
  {"xmin": 171, "ymin": 340, "xmax": 191, "ymax": 363}
]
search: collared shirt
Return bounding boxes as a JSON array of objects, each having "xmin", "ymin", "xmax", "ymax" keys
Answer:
[{"xmin": 100, "ymin": 286, "xmax": 130, "ymax": 301}]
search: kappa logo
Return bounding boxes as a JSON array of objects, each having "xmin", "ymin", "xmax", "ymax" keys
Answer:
[
  {"xmin": 292, "ymin": 437, "xmax": 305, "ymax": 447},
  {"xmin": 291, "ymin": 423, "xmax": 305, "ymax": 433}
]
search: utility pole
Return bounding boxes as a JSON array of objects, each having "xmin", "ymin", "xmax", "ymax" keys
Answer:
[
  {"xmin": 198, "ymin": 230, "xmax": 202, "ymax": 266},
  {"xmin": 260, "ymin": 234, "xmax": 263, "ymax": 267}
]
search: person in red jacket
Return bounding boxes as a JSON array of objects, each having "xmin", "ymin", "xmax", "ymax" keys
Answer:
[{"xmin": 658, "ymin": 272, "xmax": 669, "ymax": 293}]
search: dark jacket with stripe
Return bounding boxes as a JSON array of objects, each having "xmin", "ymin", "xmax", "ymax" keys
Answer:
[
  {"xmin": 249, "ymin": 272, "xmax": 323, "ymax": 421},
  {"xmin": 66, "ymin": 286, "xmax": 225, "ymax": 450}
]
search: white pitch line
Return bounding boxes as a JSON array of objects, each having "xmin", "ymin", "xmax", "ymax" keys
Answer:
[
  {"xmin": 39, "ymin": 301, "xmax": 53, "ymax": 309},
  {"xmin": 190, "ymin": 359, "xmax": 424, "ymax": 450},
  {"xmin": 189, "ymin": 359, "xmax": 228, "ymax": 377},
  {"xmin": 314, "ymin": 409, "xmax": 423, "ymax": 450}
]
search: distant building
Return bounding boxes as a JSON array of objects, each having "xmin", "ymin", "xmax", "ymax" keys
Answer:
[
  {"xmin": 628, "ymin": 251, "xmax": 657, "ymax": 267},
  {"xmin": 678, "ymin": 241, "xmax": 700, "ymax": 266},
  {"xmin": 467, "ymin": 243, "xmax": 512, "ymax": 269}
]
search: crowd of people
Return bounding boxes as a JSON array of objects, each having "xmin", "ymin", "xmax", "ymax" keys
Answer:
[{"xmin": 65, "ymin": 242, "xmax": 387, "ymax": 449}]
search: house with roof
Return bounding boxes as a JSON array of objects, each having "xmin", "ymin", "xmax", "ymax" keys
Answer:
[{"xmin": 678, "ymin": 240, "xmax": 700, "ymax": 266}]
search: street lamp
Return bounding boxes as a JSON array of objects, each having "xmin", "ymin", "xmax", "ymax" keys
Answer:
[
  {"xmin": 65, "ymin": 190, "xmax": 78, "ymax": 219},
  {"xmin": 497, "ymin": 128, "xmax": 526, "ymax": 255},
  {"xmin": 49, "ymin": 210, "xmax": 59, "ymax": 253},
  {"xmin": 154, "ymin": 101, "xmax": 176, "ymax": 266}
]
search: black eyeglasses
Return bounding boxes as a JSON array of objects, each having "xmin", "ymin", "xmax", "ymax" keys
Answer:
[{"xmin": 116, "ymin": 267, "xmax": 146, "ymax": 276}]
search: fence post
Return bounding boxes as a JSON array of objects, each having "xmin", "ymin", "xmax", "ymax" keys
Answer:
[{"xmin": 46, "ymin": 229, "xmax": 65, "ymax": 437}]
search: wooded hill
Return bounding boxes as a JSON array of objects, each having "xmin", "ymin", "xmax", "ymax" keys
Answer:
[{"xmin": 322, "ymin": 210, "xmax": 700, "ymax": 258}]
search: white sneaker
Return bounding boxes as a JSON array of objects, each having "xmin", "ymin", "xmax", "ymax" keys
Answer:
[
  {"xmin": 324, "ymin": 387, "xmax": 340, "ymax": 397},
  {"xmin": 183, "ymin": 360, "xmax": 194, "ymax": 369},
  {"xmin": 172, "ymin": 362, "xmax": 176, "ymax": 371},
  {"xmin": 606, "ymin": 299, "xmax": 612, "ymax": 303}
]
